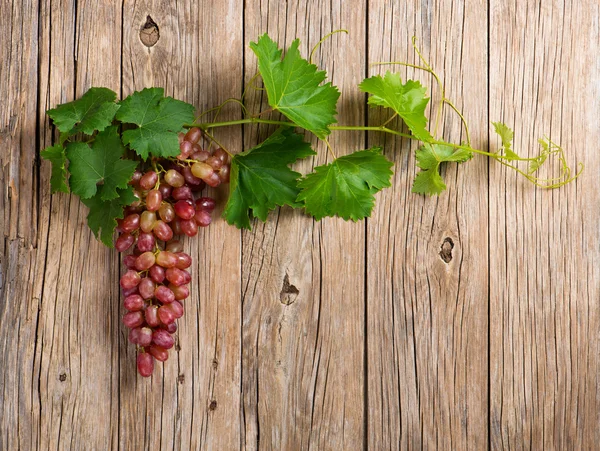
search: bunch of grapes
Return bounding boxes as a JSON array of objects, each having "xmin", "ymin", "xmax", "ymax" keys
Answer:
[{"xmin": 115, "ymin": 127, "xmax": 230, "ymax": 377}]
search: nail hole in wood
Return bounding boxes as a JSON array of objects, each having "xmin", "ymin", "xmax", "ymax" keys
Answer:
[
  {"xmin": 140, "ymin": 15, "xmax": 159, "ymax": 47},
  {"xmin": 209, "ymin": 400, "xmax": 217, "ymax": 411},
  {"xmin": 59, "ymin": 373, "xmax": 67, "ymax": 382},
  {"xmin": 440, "ymin": 237, "xmax": 454, "ymax": 263}
]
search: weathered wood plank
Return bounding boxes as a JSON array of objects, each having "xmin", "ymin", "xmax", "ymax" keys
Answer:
[
  {"xmin": 120, "ymin": 1, "xmax": 242, "ymax": 449},
  {"xmin": 489, "ymin": 1, "xmax": 600, "ymax": 449},
  {"xmin": 0, "ymin": 1, "xmax": 42, "ymax": 448},
  {"xmin": 34, "ymin": 1, "xmax": 123, "ymax": 449},
  {"xmin": 367, "ymin": 1, "xmax": 489, "ymax": 448},
  {"xmin": 241, "ymin": 2, "xmax": 366, "ymax": 449}
]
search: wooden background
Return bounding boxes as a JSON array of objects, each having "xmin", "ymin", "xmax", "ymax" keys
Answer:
[{"xmin": 1, "ymin": 0, "xmax": 598, "ymax": 449}]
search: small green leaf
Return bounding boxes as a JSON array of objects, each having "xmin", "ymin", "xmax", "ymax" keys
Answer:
[
  {"xmin": 359, "ymin": 72, "xmax": 432, "ymax": 142},
  {"xmin": 47, "ymin": 87, "xmax": 120, "ymax": 135},
  {"xmin": 528, "ymin": 138, "xmax": 550, "ymax": 174},
  {"xmin": 412, "ymin": 143, "xmax": 472, "ymax": 195},
  {"xmin": 250, "ymin": 34, "xmax": 340, "ymax": 139},
  {"xmin": 81, "ymin": 187, "xmax": 137, "ymax": 247},
  {"xmin": 297, "ymin": 147, "xmax": 394, "ymax": 221},
  {"xmin": 224, "ymin": 128, "xmax": 316, "ymax": 229},
  {"xmin": 40, "ymin": 144, "xmax": 69, "ymax": 193},
  {"xmin": 116, "ymin": 87, "xmax": 196, "ymax": 159},
  {"xmin": 492, "ymin": 121, "xmax": 519, "ymax": 160},
  {"xmin": 65, "ymin": 126, "xmax": 137, "ymax": 200}
]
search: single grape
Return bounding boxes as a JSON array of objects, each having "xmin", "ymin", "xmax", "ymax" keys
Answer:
[
  {"xmin": 138, "ymin": 277, "xmax": 156, "ymax": 300},
  {"xmin": 145, "ymin": 305, "xmax": 160, "ymax": 327},
  {"xmin": 149, "ymin": 264, "xmax": 165, "ymax": 283},
  {"xmin": 158, "ymin": 203, "xmax": 175, "ymax": 223},
  {"xmin": 166, "ymin": 267, "xmax": 187, "ymax": 286},
  {"xmin": 204, "ymin": 172, "xmax": 221, "ymax": 188},
  {"xmin": 155, "ymin": 285, "xmax": 175, "ymax": 303},
  {"xmin": 146, "ymin": 345, "xmax": 169, "ymax": 362},
  {"xmin": 121, "ymin": 285, "xmax": 139, "ymax": 297},
  {"xmin": 139, "ymin": 171, "xmax": 158, "ymax": 190},
  {"xmin": 181, "ymin": 166, "xmax": 203, "ymax": 186},
  {"xmin": 123, "ymin": 254, "xmax": 137, "ymax": 269},
  {"xmin": 137, "ymin": 327, "xmax": 153, "ymax": 346},
  {"xmin": 153, "ymin": 220, "xmax": 174, "ymax": 241},
  {"xmin": 158, "ymin": 182, "xmax": 172, "ymax": 199},
  {"xmin": 172, "ymin": 185, "xmax": 193, "ymax": 200},
  {"xmin": 135, "ymin": 251, "xmax": 156, "ymax": 271},
  {"xmin": 140, "ymin": 211, "xmax": 157, "ymax": 233},
  {"xmin": 206, "ymin": 155, "xmax": 223, "ymax": 170},
  {"xmin": 163, "ymin": 322, "xmax": 178, "ymax": 334},
  {"xmin": 129, "ymin": 170, "xmax": 143, "ymax": 186},
  {"xmin": 164, "ymin": 169, "xmax": 185, "ymax": 188},
  {"xmin": 184, "ymin": 127, "xmax": 202, "ymax": 144},
  {"xmin": 156, "ymin": 250, "xmax": 178, "ymax": 268},
  {"xmin": 136, "ymin": 232, "xmax": 156, "ymax": 253},
  {"xmin": 128, "ymin": 327, "xmax": 141, "ymax": 344},
  {"xmin": 146, "ymin": 189, "xmax": 162, "ymax": 211},
  {"xmin": 137, "ymin": 352, "xmax": 154, "ymax": 377},
  {"xmin": 123, "ymin": 311, "xmax": 144, "ymax": 329},
  {"xmin": 174, "ymin": 200, "xmax": 195, "ymax": 220},
  {"xmin": 152, "ymin": 329, "xmax": 175, "ymax": 349},
  {"xmin": 158, "ymin": 305, "xmax": 176, "ymax": 325},
  {"xmin": 195, "ymin": 197, "xmax": 216, "ymax": 212},
  {"xmin": 174, "ymin": 252, "xmax": 192, "ymax": 269},
  {"xmin": 124, "ymin": 294, "xmax": 145, "ymax": 311},
  {"xmin": 120, "ymin": 270, "xmax": 141, "ymax": 289},
  {"xmin": 168, "ymin": 301, "xmax": 184, "ymax": 319},
  {"xmin": 191, "ymin": 162, "xmax": 213, "ymax": 179},
  {"xmin": 178, "ymin": 140, "xmax": 193, "ymax": 160},
  {"xmin": 171, "ymin": 218, "xmax": 183, "ymax": 235},
  {"xmin": 191, "ymin": 149, "xmax": 210, "ymax": 162},
  {"xmin": 213, "ymin": 148, "xmax": 229, "ymax": 163},
  {"xmin": 116, "ymin": 232, "xmax": 135, "ymax": 252},
  {"xmin": 180, "ymin": 218, "xmax": 198, "ymax": 237},
  {"xmin": 194, "ymin": 209, "xmax": 212, "ymax": 227},
  {"xmin": 121, "ymin": 214, "xmax": 141, "ymax": 233},
  {"xmin": 218, "ymin": 165, "xmax": 230, "ymax": 183},
  {"xmin": 169, "ymin": 283, "xmax": 189, "ymax": 301}
]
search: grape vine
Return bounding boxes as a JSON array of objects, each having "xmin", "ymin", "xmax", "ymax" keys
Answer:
[{"xmin": 40, "ymin": 33, "xmax": 581, "ymax": 377}]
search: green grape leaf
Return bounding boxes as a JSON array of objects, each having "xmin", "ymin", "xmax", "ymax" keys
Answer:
[
  {"xmin": 82, "ymin": 187, "xmax": 137, "ymax": 247},
  {"xmin": 249, "ymin": 34, "xmax": 340, "ymax": 139},
  {"xmin": 528, "ymin": 138, "xmax": 551, "ymax": 174},
  {"xmin": 359, "ymin": 72, "xmax": 432, "ymax": 142},
  {"xmin": 412, "ymin": 143, "xmax": 473, "ymax": 195},
  {"xmin": 47, "ymin": 87, "xmax": 120, "ymax": 135},
  {"xmin": 492, "ymin": 121, "xmax": 519, "ymax": 160},
  {"xmin": 65, "ymin": 126, "xmax": 138, "ymax": 200},
  {"xmin": 40, "ymin": 144, "xmax": 69, "ymax": 193},
  {"xmin": 224, "ymin": 128, "xmax": 316, "ymax": 229},
  {"xmin": 116, "ymin": 87, "xmax": 196, "ymax": 159},
  {"xmin": 297, "ymin": 147, "xmax": 394, "ymax": 221}
]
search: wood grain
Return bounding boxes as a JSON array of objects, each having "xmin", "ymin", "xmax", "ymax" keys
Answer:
[
  {"xmin": 1, "ymin": 0, "xmax": 599, "ymax": 449},
  {"xmin": 489, "ymin": 1, "xmax": 600, "ymax": 449},
  {"xmin": 241, "ymin": 1, "xmax": 366, "ymax": 449},
  {"xmin": 366, "ymin": 0, "xmax": 489, "ymax": 448}
]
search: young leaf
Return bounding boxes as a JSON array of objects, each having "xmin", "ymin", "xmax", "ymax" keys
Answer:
[
  {"xmin": 40, "ymin": 144, "xmax": 69, "ymax": 193},
  {"xmin": 47, "ymin": 87, "xmax": 120, "ymax": 136},
  {"xmin": 116, "ymin": 87, "xmax": 196, "ymax": 159},
  {"xmin": 492, "ymin": 121, "xmax": 519, "ymax": 160},
  {"xmin": 412, "ymin": 143, "xmax": 472, "ymax": 195},
  {"xmin": 65, "ymin": 126, "xmax": 138, "ymax": 200},
  {"xmin": 224, "ymin": 128, "xmax": 316, "ymax": 229},
  {"xmin": 249, "ymin": 34, "xmax": 340, "ymax": 139},
  {"xmin": 297, "ymin": 147, "xmax": 394, "ymax": 221},
  {"xmin": 528, "ymin": 138, "xmax": 550, "ymax": 174},
  {"xmin": 359, "ymin": 72, "xmax": 432, "ymax": 142},
  {"xmin": 82, "ymin": 188, "xmax": 137, "ymax": 247}
]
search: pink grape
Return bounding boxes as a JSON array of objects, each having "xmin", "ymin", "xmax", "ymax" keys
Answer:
[
  {"xmin": 120, "ymin": 270, "xmax": 141, "ymax": 289},
  {"xmin": 129, "ymin": 170, "xmax": 142, "ymax": 185},
  {"xmin": 174, "ymin": 200, "xmax": 195, "ymax": 220},
  {"xmin": 155, "ymin": 285, "xmax": 175, "ymax": 303},
  {"xmin": 153, "ymin": 220, "xmax": 173, "ymax": 241},
  {"xmin": 135, "ymin": 251, "xmax": 156, "ymax": 271},
  {"xmin": 166, "ymin": 240, "xmax": 183, "ymax": 253},
  {"xmin": 166, "ymin": 267, "xmax": 187, "ymax": 286},
  {"xmin": 123, "ymin": 254, "xmax": 137, "ymax": 269},
  {"xmin": 163, "ymin": 322, "xmax": 177, "ymax": 334},
  {"xmin": 158, "ymin": 305, "xmax": 176, "ymax": 325},
  {"xmin": 195, "ymin": 197, "xmax": 216, "ymax": 212},
  {"xmin": 136, "ymin": 232, "xmax": 155, "ymax": 252},
  {"xmin": 138, "ymin": 277, "xmax": 156, "ymax": 300},
  {"xmin": 194, "ymin": 209, "xmax": 212, "ymax": 227},
  {"xmin": 170, "ymin": 284, "xmax": 189, "ymax": 301},
  {"xmin": 164, "ymin": 169, "xmax": 185, "ymax": 188},
  {"xmin": 184, "ymin": 127, "xmax": 202, "ymax": 144},
  {"xmin": 152, "ymin": 329, "xmax": 175, "ymax": 349},
  {"xmin": 191, "ymin": 149, "xmax": 210, "ymax": 161},
  {"xmin": 214, "ymin": 148, "xmax": 229, "ymax": 163},
  {"xmin": 180, "ymin": 218, "xmax": 198, "ymax": 237},
  {"xmin": 158, "ymin": 182, "xmax": 172, "ymax": 198},
  {"xmin": 156, "ymin": 251, "xmax": 178, "ymax": 268},
  {"xmin": 123, "ymin": 311, "xmax": 144, "ymax": 329},
  {"xmin": 121, "ymin": 285, "xmax": 139, "ymax": 297},
  {"xmin": 203, "ymin": 172, "xmax": 221, "ymax": 187},
  {"xmin": 146, "ymin": 189, "xmax": 162, "ymax": 211},
  {"xmin": 158, "ymin": 203, "xmax": 175, "ymax": 223},
  {"xmin": 124, "ymin": 294, "xmax": 145, "ymax": 311},
  {"xmin": 121, "ymin": 214, "xmax": 140, "ymax": 232},
  {"xmin": 139, "ymin": 171, "xmax": 158, "ymax": 190},
  {"xmin": 149, "ymin": 264, "xmax": 165, "ymax": 283},
  {"xmin": 181, "ymin": 166, "xmax": 203, "ymax": 185},
  {"xmin": 168, "ymin": 301, "xmax": 184, "ymax": 319},
  {"xmin": 145, "ymin": 305, "xmax": 160, "ymax": 327},
  {"xmin": 191, "ymin": 162, "xmax": 213, "ymax": 179},
  {"xmin": 206, "ymin": 155, "xmax": 223, "ymax": 170},
  {"xmin": 137, "ymin": 352, "xmax": 154, "ymax": 377},
  {"xmin": 147, "ymin": 345, "xmax": 169, "ymax": 362},
  {"xmin": 175, "ymin": 252, "xmax": 192, "ymax": 269},
  {"xmin": 140, "ymin": 211, "xmax": 157, "ymax": 233},
  {"xmin": 116, "ymin": 233, "xmax": 135, "ymax": 252},
  {"xmin": 172, "ymin": 185, "xmax": 193, "ymax": 200}
]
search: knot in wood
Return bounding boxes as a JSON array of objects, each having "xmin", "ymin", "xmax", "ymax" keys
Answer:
[
  {"xmin": 439, "ymin": 237, "xmax": 454, "ymax": 263},
  {"xmin": 140, "ymin": 15, "xmax": 159, "ymax": 47}
]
